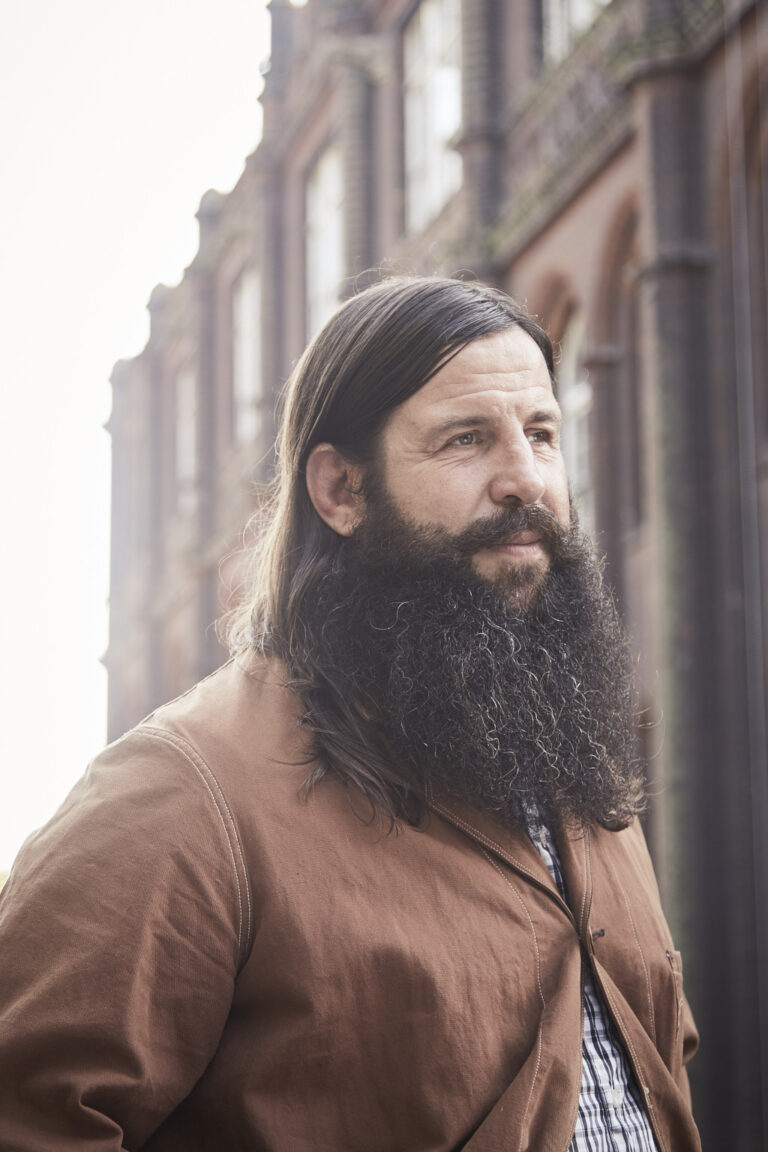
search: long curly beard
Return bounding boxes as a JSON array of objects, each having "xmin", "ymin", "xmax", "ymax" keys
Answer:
[{"xmin": 306, "ymin": 491, "xmax": 646, "ymax": 831}]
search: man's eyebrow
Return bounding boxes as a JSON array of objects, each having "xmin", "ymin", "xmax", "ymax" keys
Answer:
[
  {"xmin": 426, "ymin": 408, "xmax": 562, "ymax": 439},
  {"xmin": 426, "ymin": 415, "xmax": 494, "ymax": 438},
  {"xmin": 529, "ymin": 408, "xmax": 562, "ymax": 426}
]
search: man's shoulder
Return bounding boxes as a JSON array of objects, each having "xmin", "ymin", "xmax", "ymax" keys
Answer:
[
  {"xmin": 105, "ymin": 652, "xmax": 313, "ymax": 810},
  {"xmin": 140, "ymin": 651, "xmax": 298, "ymax": 740}
]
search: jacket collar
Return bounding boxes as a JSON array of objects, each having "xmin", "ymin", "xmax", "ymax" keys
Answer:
[
  {"xmin": 426, "ymin": 785, "xmax": 601, "ymax": 941},
  {"xmin": 425, "ymin": 786, "xmax": 568, "ymax": 916}
]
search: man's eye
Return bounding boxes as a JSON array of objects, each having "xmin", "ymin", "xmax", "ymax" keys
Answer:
[
  {"xmin": 528, "ymin": 429, "xmax": 552, "ymax": 445},
  {"xmin": 450, "ymin": 431, "xmax": 477, "ymax": 447}
]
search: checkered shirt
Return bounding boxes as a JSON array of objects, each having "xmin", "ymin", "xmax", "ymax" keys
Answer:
[{"xmin": 523, "ymin": 810, "xmax": 659, "ymax": 1152}]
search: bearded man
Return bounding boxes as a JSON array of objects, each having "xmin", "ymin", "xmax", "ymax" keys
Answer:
[{"xmin": 0, "ymin": 276, "xmax": 699, "ymax": 1151}]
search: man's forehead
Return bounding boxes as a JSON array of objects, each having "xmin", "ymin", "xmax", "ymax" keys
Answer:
[{"xmin": 401, "ymin": 327, "xmax": 556, "ymax": 418}]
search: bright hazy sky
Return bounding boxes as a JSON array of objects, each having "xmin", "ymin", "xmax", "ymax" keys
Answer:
[{"xmin": 0, "ymin": 0, "xmax": 271, "ymax": 870}]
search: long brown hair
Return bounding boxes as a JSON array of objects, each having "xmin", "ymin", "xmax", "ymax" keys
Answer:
[{"xmin": 225, "ymin": 275, "xmax": 555, "ymax": 823}]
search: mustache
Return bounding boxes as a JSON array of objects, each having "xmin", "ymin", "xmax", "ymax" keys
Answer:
[{"xmin": 449, "ymin": 502, "xmax": 573, "ymax": 558}]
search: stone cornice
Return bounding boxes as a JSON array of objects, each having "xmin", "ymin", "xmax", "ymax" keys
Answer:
[{"xmin": 492, "ymin": 101, "xmax": 634, "ymax": 267}]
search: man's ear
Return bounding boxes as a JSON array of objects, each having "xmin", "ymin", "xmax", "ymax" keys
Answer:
[{"xmin": 305, "ymin": 443, "xmax": 365, "ymax": 538}]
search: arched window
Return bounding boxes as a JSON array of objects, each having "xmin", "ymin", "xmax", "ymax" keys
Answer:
[{"xmin": 557, "ymin": 309, "xmax": 595, "ymax": 535}]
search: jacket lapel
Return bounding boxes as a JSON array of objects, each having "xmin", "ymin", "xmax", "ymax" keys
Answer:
[{"xmin": 426, "ymin": 787, "xmax": 573, "ymax": 922}]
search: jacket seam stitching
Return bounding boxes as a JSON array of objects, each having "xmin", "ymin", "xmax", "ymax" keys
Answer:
[
  {"xmin": 138, "ymin": 727, "xmax": 251, "ymax": 959},
  {"xmin": 608, "ymin": 857, "xmax": 657, "ymax": 1044},
  {"xmin": 430, "ymin": 801, "xmax": 552, "ymax": 892},
  {"xmin": 481, "ymin": 847, "xmax": 547, "ymax": 1010},
  {"xmin": 136, "ymin": 660, "xmax": 236, "ymax": 726},
  {"xmin": 480, "ymin": 847, "xmax": 545, "ymax": 1152}
]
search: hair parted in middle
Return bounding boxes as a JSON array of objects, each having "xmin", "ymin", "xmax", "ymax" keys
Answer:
[{"xmin": 224, "ymin": 274, "xmax": 556, "ymax": 823}]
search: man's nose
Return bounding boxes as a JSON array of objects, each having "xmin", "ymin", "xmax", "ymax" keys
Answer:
[{"xmin": 488, "ymin": 438, "xmax": 546, "ymax": 507}]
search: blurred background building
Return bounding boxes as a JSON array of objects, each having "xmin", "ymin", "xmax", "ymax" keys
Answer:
[{"xmin": 107, "ymin": 0, "xmax": 766, "ymax": 1145}]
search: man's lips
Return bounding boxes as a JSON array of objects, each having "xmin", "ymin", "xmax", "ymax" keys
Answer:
[
  {"xmin": 489, "ymin": 531, "xmax": 543, "ymax": 550},
  {"xmin": 450, "ymin": 504, "xmax": 567, "ymax": 560}
]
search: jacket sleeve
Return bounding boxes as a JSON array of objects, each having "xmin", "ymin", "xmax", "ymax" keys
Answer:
[{"xmin": 0, "ymin": 729, "xmax": 249, "ymax": 1151}]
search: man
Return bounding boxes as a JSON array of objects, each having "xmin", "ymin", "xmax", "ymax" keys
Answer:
[{"xmin": 0, "ymin": 276, "xmax": 699, "ymax": 1150}]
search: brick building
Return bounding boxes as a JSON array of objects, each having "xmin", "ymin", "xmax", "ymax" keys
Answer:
[{"xmin": 107, "ymin": 0, "xmax": 767, "ymax": 1144}]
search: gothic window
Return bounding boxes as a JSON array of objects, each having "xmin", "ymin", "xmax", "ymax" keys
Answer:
[
  {"xmin": 232, "ymin": 268, "xmax": 263, "ymax": 445},
  {"xmin": 305, "ymin": 143, "xmax": 345, "ymax": 339},
  {"xmin": 403, "ymin": 0, "xmax": 462, "ymax": 233}
]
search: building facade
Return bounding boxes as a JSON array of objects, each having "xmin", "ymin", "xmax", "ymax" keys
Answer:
[{"xmin": 107, "ymin": 0, "xmax": 767, "ymax": 1144}]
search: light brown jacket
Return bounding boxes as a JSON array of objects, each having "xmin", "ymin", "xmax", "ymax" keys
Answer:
[{"xmin": 0, "ymin": 655, "xmax": 700, "ymax": 1151}]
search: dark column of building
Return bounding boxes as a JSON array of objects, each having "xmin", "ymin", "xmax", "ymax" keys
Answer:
[
  {"xmin": 458, "ymin": 0, "xmax": 502, "ymax": 273},
  {"xmin": 709, "ymin": 9, "xmax": 768, "ymax": 1143},
  {"xmin": 339, "ymin": 54, "xmax": 374, "ymax": 286},
  {"xmin": 145, "ymin": 317, "xmax": 168, "ymax": 723},
  {"xmin": 373, "ymin": 11, "xmax": 404, "ymax": 255},
  {"xmin": 190, "ymin": 256, "xmax": 219, "ymax": 678},
  {"xmin": 711, "ymin": 237, "xmax": 768, "ymax": 1152},
  {"xmin": 632, "ymin": 16, "xmax": 738, "ymax": 1143},
  {"xmin": 255, "ymin": 157, "xmax": 284, "ymax": 451}
]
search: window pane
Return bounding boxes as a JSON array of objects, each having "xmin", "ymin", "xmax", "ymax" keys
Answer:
[
  {"xmin": 305, "ymin": 144, "xmax": 345, "ymax": 339},
  {"xmin": 232, "ymin": 268, "xmax": 263, "ymax": 445},
  {"xmin": 404, "ymin": 0, "xmax": 462, "ymax": 233}
]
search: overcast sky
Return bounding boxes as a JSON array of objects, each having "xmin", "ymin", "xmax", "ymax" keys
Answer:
[{"xmin": 0, "ymin": 0, "xmax": 271, "ymax": 871}]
